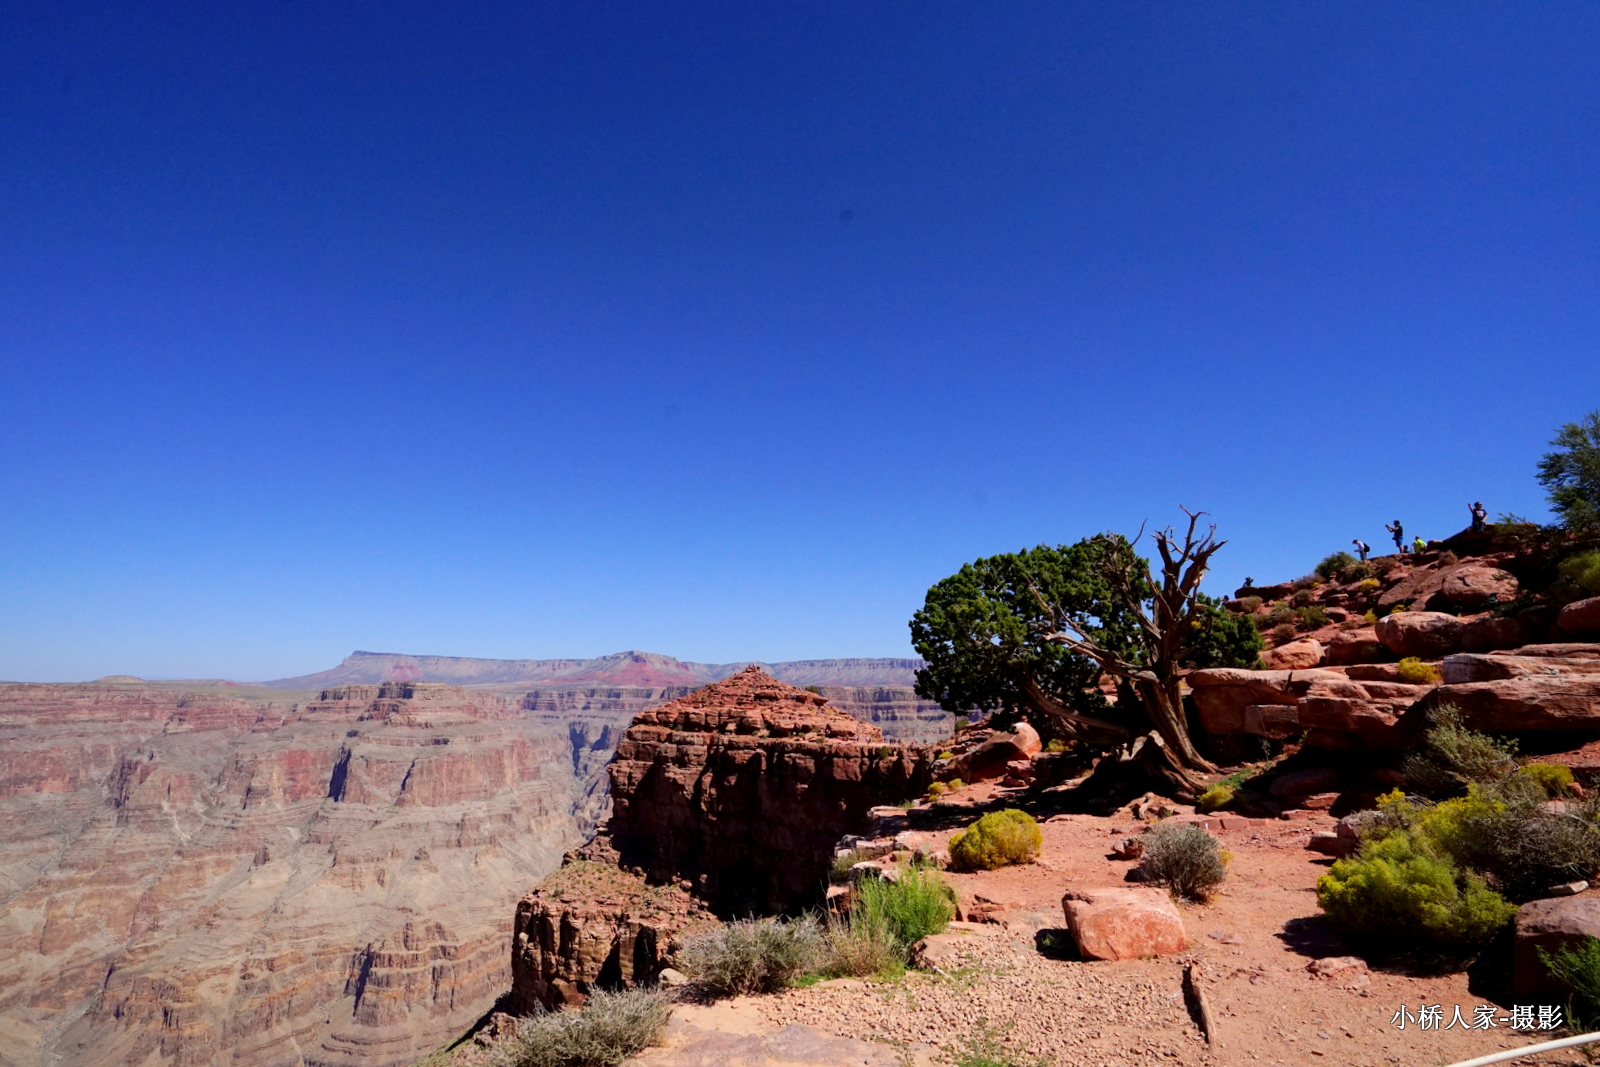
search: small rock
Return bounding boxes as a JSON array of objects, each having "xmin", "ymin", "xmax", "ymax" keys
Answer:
[
  {"xmin": 1301, "ymin": 792, "xmax": 1340, "ymax": 810},
  {"xmin": 656, "ymin": 967, "xmax": 689, "ymax": 987},
  {"xmin": 1547, "ymin": 881, "xmax": 1590, "ymax": 897},
  {"xmin": 1306, "ymin": 956, "xmax": 1370, "ymax": 990},
  {"xmin": 1307, "ymin": 831, "xmax": 1358, "ymax": 857},
  {"xmin": 1110, "ymin": 836, "xmax": 1144, "ymax": 860}
]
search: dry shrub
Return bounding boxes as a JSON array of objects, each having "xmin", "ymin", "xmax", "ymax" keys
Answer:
[
  {"xmin": 1139, "ymin": 822, "xmax": 1228, "ymax": 901},
  {"xmin": 492, "ymin": 989, "xmax": 670, "ymax": 1067},
  {"xmin": 680, "ymin": 917, "xmax": 823, "ymax": 996}
]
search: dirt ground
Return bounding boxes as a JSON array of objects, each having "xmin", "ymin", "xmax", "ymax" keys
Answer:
[{"xmin": 736, "ymin": 786, "xmax": 1595, "ymax": 1067}]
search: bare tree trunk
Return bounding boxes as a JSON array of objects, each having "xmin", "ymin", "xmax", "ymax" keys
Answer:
[{"xmin": 1017, "ymin": 673, "xmax": 1131, "ymax": 748}]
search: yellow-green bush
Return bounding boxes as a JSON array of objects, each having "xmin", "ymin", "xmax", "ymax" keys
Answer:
[
  {"xmin": 1396, "ymin": 657, "xmax": 1441, "ymax": 685},
  {"xmin": 1316, "ymin": 830, "xmax": 1516, "ymax": 952},
  {"xmin": 1195, "ymin": 783, "xmax": 1235, "ymax": 813},
  {"xmin": 926, "ymin": 781, "xmax": 949, "ymax": 799},
  {"xmin": 1523, "ymin": 761, "xmax": 1577, "ymax": 797},
  {"xmin": 948, "ymin": 809, "xmax": 1043, "ymax": 871},
  {"xmin": 1359, "ymin": 578, "xmax": 1381, "ymax": 591},
  {"xmin": 1559, "ymin": 552, "xmax": 1600, "ymax": 596}
]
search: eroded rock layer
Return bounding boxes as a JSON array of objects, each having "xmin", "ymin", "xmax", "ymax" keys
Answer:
[
  {"xmin": 593, "ymin": 666, "xmax": 929, "ymax": 915},
  {"xmin": 0, "ymin": 681, "xmax": 587, "ymax": 1067}
]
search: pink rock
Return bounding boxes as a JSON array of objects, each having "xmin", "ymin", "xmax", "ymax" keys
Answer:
[
  {"xmin": 1558, "ymin": 597, "xmax": 1600, "ymax": 637},
  {"xmin": 1374, "ymin": 612, "xmax": 1467, "ymax": 658},
  {"xmin": 1307, "ymin": 956, "xmax": 1370, "ymax": 989},
  {"xmin": 1461, "ymin": 615, "xmax": 1530, "ymax": 653},
  {"xmin": 1515, "ymin": 897, "xmax": 1600, "ymax": 1000},
  {"xmin": 1301, "ymin": 792, "xmax": 1340, "ymax": 810},
  {"xmin": 1433, "ymin": 676, "xmax": 1600, "ymax": 731},
  {"xmin": 1437, "ymin": 565, "xmax": 1520, "ymax": 611},
  {"xmin": 1326, "ymin": 628, "xmax": 1384, "ymax": 666},
  {"xmin": 1261, "ymin": 639, "xmax": 1324, "ymax": 670},
  {"xmin": 1062, "ymin": 886, "xmax": 1188, "ymax": 961},
  {"xmin": 1307, "ymin": 831, "xmax": 1358, "ymax": 857},
  {"xmin": 1010, "ymin": 720, "xmax": 1043, "ymax": 757}
]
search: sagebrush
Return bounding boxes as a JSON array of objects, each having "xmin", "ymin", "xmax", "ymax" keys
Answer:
[
  {"xmin": 680, "ymin": 916, "xmax": 823, "ymax": 995},
  {"xmin": 1139, "ymin": 821, "xmax": 1228, "ymax": 901},
  {"xmin": 491, "ymin": 989, "xmax": 670, "ymax": 1067}
]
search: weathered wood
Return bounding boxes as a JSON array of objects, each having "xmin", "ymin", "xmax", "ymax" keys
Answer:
[{"xmin": 1183, "ymin": 961, "xmax": 1220, "ymax": 1045}]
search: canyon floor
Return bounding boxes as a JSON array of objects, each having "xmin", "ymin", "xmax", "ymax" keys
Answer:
[{"xmin": 445, "ymin": 779, "xmax": 1596, "ymax": 1067}]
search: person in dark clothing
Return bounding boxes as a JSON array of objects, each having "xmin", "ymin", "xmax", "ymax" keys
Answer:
[
  {"xmin": 1352, "ymin": 539, "xmax": 1370, "ymax": 562},
  {"xmin": 1469, "ymin": 502, "xmax": 1487, "ymax": 532},
  {"xmin": 1386, "ymin": 520, "xmax": 1405, "ymax": 553}
]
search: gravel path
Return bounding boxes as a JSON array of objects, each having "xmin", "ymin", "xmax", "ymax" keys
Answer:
[{"xmin": 758, "ymin": 934, "xmax": 1215, "ymax": 1067}]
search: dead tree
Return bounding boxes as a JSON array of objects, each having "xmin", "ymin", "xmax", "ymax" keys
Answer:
[{"xmin": 1033, "ymin": 508, "xmax": 1225, "ymax": 793}]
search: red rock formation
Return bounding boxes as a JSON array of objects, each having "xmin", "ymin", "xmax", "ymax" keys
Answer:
[
  {"xmin": 595, "ymin": 666, "xmax": 929, "ymax": 914},
  {"xmin": 0, "ymin": 680, "xmax": 590, "ymax": 1067}
]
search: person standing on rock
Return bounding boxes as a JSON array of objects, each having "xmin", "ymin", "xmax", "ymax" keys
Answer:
[
  {"xmin": 1352, "ymin": 539, "xmax": 1370, "ymax": 562},
  {"xmin": 1386, "ymin": 520, "xmax": 1405, "ymax": 553},
  {"xmin": 1469, "ymin": 501, "xmax": 1487, "ymax": 532}
]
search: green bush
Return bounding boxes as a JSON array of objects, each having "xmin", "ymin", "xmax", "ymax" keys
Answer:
[
  {"xmin": 1418, "ymin": 790, "xmax": 1600, "ymax": 901},
  {"xmin": 1234, "ymin": 595, "xmax": 1263, "ymax": 613},
  {"xmin": 1297, "ymin": 605, "xmax": 1330, "ymax": 630},
  {"xmin": 1194, "ymin": 783, "xmax": 1235, "ymax": 813},
  {"xmin": 1559, "ymin": 552, "xmax": 1600, "ymax": 596},
  {"xmin": 1359, "ymin": 579, "xmax": 1381, "ymax": 592},
  {"xmin": 1396, "ymin": 657, "xmax": 1441, "ymax": 685},
  {"xmin": 1317, "ymin": 552, "xmax": 1357, "ymax": 580},
  {"xmin": 492, "ymin": 989, "xmax": 670, "ymax": 1067},
  {"xmin": 830, "ymin": 848, "xmax": 876, "ymax": 884},
  {"xmin": 1402, "ymin": 705, "xmax": 1518, "ymax": 798},
  {"xmin": 681, "ymin": 917, "xmax": 824, "ymax": 996},
  {"xmin": 1316, "ymin": 830, "xmax": 1517, "ymax": 953},
  {"xmin": 1139, "ymin": 822, "xmax": 1228, "ymax": 901},
  {"xmin": 948, "ymin": 809, "xmax": 1043, "ymax": 871},
  {"xmin": 1291, "ymin": 588, "xmax": 1315, "ymax": 607},
  {"xmin": 1339, "ymin": 560, "xmax": 1376, "ymax": 584},
  {"xmin": 1524, "ymin": 761, "xmax": 1577, "ymax": 797},
  {"xmin": 926, "ymin": 781, "xmax": 949, "ymax": 800},
  {"xmin": 1540, "ymin": 936, "xmax": 1600, "ymax": 1030},
  {"xmin": 818, "ymin": 910, "xmax": 903, "ymax": 979},
  {"xmin": 853, "ymin": 865, "xmax": 954, "ymax": 949},
  {"xmin": 1271, "ymin": 622, "xmax": 1296, "ymax": 642}
]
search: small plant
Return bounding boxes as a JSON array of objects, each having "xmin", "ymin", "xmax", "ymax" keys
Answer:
[
  {"xmin": 1396, "ymin": 657, "xmax": 1442, "ymax": 685},
  {"xmin": 1524, "ymin": 761, "xmax": 1577, "ymax": 797},
  {"xmin": 946, "ymin": 778, "xmax": 965, "ymax": 791},
  {"xmin": 1363, "ymin": 609, "xmax": 1378, "ymax": 623},
  {"xmin": 1359, "ymin": 578, "xmax": 1381, "ymax": 591},
  {"xmin": 1402, "ymin": 705, "xmax": 1518, "ymax": 798},
  {"xmin": 1271, "ymin": 622, "xmax": 1296, "ymax": 642},
  {"xmin": 1540, "ymin": 936, "xmax": 1600, "ymax": 1031},
  {"xmin": 1339, "ymin": 560, "xmax": 1376, "ymax": 583},
  {"xmin": 1138, "ymin": 821, "xmax": 1228, "ymax": 901},
  {"xmin": 492, "ymin": 989, "xmax": 670, "ymax": 1067},
  {"xmin": 1296, "ymin": 605, "xmax": 1330, "ymax": 630},
  {"xmin": 1559, "ymin": 551, "xmax": 1600, "ymax": 597},
  {"xmin": 937, "ymin": 749, "xmax": 955, "ymax": 760},
  {"xmin": 948, "ymin": 809, "xmax": 1043, "ymax": 871},
  {"xmin": 1389, "ymin": 603, "xmax": 1408, "ymax": 614},
  {"xmin": 854, "ymin": 864, "xmax": 954, "ymax": 948},
  {"xmin": 680, "ymin": 917, "xmax": 824, "ymax": 996},
  {"xmin": 1194, "ymin": 782, "xmax": 1234, "ymax": 812},
  {"xmin": 948, "ymin": 1018, "xmax": 1044, "ymax": 1067},
  {"xmin": 926, "ymin": 781, "xmax": 949, "ymax": 800},
  {"xmin": 1044, "ymin": 738, "xmax": 1067, "ymax": 753},
  {"xmin": 1316, "ymin": 830, "xmax": 1517, "ymax": 955},
  {"xmin": 830, "ymin": 848, "xmax": 877, "ymax": 884},
  {"xmin": 819, "ymin": 909, "xmax": 903, "ymax": 979},
  {"xmin": 1234, "ymin": 595, "xmax": 1264, "ymax": 613},
  {"xmin": 1317, "ymin": 551, "xmax": 1358, "ymax": 580},
  {"xmin": 1291, "ymin": 588, "xmax": 1315, "ymax": 607}
]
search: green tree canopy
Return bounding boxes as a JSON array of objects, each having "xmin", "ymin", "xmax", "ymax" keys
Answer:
[
  {"xmin": 1539, "ymin": 411, "xmax": 1600, "ymax": 532},
  {"xmin": 910, "ymin": 539, "xmax": 1142, "ymax": 739}
]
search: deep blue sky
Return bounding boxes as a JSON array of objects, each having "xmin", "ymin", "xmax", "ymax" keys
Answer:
[{"xmin": 4, "ymin": 2, "xmax": 1598, "ymax": 682}]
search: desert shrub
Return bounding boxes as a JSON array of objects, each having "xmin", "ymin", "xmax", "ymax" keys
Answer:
[
  {"xmin": 1297, "ymin": 605, "xmax": 1330, "ymax": 630},
  {"xmin": 1316, "ymin": 830, "xmax": 1516, "ymax": 954},
  {"xmin": 854, "ymin": 864, "xmax": 954, "ymax": 948},
  {"xmin": 830, "ymin": 848, "xmax": 876, "ymax": 884},
  {"xmin": 926, "ymin": 781, "xmax": 949, "ymax": 800},
  {"xmin": 1524, "ymin": 761, "xmax": 1577, "ymax": 797},
  {"xmin": 818, "ymin": 909, "xmax": 903, "ymax": 978},
  {"xmin": 1339, "ymin": 560, "xmax": 1376, "ymax": 583},
  {"xmin": 936, "ymin": 749, "xmax": 955, "ymax": 759},
  {"xmin": 948, "ymin": 809, "xmax": 1043, "ymax": 871},
  {"xmin": 1292, "ymin": 576, "xmax": 1318, "ymax": 591},
  {"xmin": 946, "ymin": 778, "xmax": 965, "ymax": 791},
  {"xmin": 1045, "ymin": 738, "xmax": 1067, "ymax": 753},
  {"xmin": 1540, "ymin": 937, "xmax": 1600, "ymax": 1030},
  {"xmin": 1363, "ymin": 609, "xmax": 1378, "ymax": 623},
  {"xmin": 1389, "ymin": 603, "xmax": 1409, "ymax": 614},
  {"xmin": 1139, "ymin": 822, "xmax": 1228, "ymax": 901},
  {"xmin": 1263, "ymin": 602, "xmax": 1295, "ymax": 626},
  {"xmin": 1396, "ymin": 657, "xmax": 1442, "ymax": 685},
  {"xmin": 1419, "ymin": 790, "xmax": 1600, "ymax": 901},
  {"xmin": 1292, "ymin": 588, "xmax": 1315, "ymax": 607},
  {"xmin": 1559, "ymin": 552, "xmax": 1600, "ymax": 597},
  {"xmin": 1359, "ymin": 578, "xmax": 1381, "ymax": 591},
  {"xmin": 1402, "ymin": 705, "xmax": 1518, "ymax": 798},
  {"xmin": 681, "ymin": 917, "xmax": 824, "ymax": 996},
  {"xmin": 1271, "ymin": 623, "xmax": 1296, "ymax": 642},
  {"xmin": 1317, "ymin": 552, "xmax": 1357, "ymax": 580},
  {"xmin": 1235, "ymin": 595, "xmax": 1263, "ymax": 613},
  {"xmin": 492, "ymin": 989, "xmax": 670, "ymax": 1067},
  {"xmin": 1195, "ymin": 783, "xmax": 1235, "ymax": 812}
]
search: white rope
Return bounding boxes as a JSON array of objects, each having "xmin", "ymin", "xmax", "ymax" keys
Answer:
[{"xmin": 1442, "ymin": 1030, "xmax": 1600, "ymax": 1067}]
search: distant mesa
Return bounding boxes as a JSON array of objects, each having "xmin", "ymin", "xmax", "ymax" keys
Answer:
[
  {"xmin": 92, "ymin": 675, "xmax": 143, "ymax": 683},
  {"xmin": 263, "ymin": 649, "xmax": 930, "ymax": 690}
]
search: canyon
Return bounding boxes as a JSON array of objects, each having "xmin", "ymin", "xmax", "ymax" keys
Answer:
[{"xmin": 0, "ymin": 651, "xmax": 947, "ymax": 1067}]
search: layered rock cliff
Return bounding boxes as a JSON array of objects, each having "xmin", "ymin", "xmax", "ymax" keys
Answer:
[
  {"xmin": 0, "ymin": 681, "xmax": 591, "ymax": 1067},
  {"xmin": 591, "ymin": 666, "xmax": 929, "ymax": 914}
]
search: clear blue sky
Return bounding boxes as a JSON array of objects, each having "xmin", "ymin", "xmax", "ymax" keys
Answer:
[{"xmin": 4, "ymin": 2, "xmax": 1598, "ymax": 682}]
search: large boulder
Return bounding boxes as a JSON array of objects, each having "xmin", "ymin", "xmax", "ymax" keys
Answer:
[
  {"xmin": 1188, "ymin": 668, "xmax": 1345, "ymax": 736},
  {"xmin": 1514, "ymin": 897, "xmax": 1600, "ymax": 1000},
  {"xmin": 1268, "ymin": 767, "xmax": 1339, "ymax": 797},
  {"xmin": 1326, "ymin": 628, "xmax": 1384, "ymax": 666},
  {"xmin": 1436, "ymin": 565, "xmax": 1520, "ymax": 611},
  {"xmin": 1461, "ymin": 615, "xmax": 1531, "ymax": 652},
  {"xmin": 1429, "ymin": 676, "xmax": 1600, "ymax": 732},
  {"xmin": 1260, "ymin": 639, "xmax": 1324, "ymax": 670},
  {"xmin": 1374, "ymin": 612, "xmax": 1467, "ymax": 658},
  {"xmin": 960, "ymin": 723, "xmax": 1041, "ymax": 782},
  {"xmin": 1558, "ymin": 597, "xmax": 1600, "ymax": 637},
  {"xmin": 1062, "ymin": 886, "xmax": 1188, "ymax": 961}
]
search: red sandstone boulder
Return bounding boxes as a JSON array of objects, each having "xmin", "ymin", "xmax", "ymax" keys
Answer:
[
  {"xmin": 1188, "ymin": 668, "xmax": 1344, "ymax": 736},
  {"xmin": 1430, "ymin": 676, "xmax": 1600, "ymax": 731},
  {"xmin": 1268, "ymin": 767, "xmax": 1339, "ymax": 798},
  {"xmin": 1437, "ymin": 565, "xmax": 1520, "ymax": 611},
  {"xmin": 1325, "ymin": 628, "xmax": 1384, "ymax": 666},
  {"xmin": 1374, "ymin": 612, "xmax": 1466, "ymax": 657},
  {"xmin": 1515, "ymin": 897, "xmax": 1600, "ymax": 1001},
  {"xmin": 1557, "ymin": 597, "xmax": 1600, "ymax": 637},
  {"xmin": 1062, "ymin": 886, "xmax": 1188, "ymax": 961},
  {"xmin": 1260, "ymin": 639, "xmax": 1323, "ymax": 670},
  {"xmin": 1461, "ymin": 615, "xmax": 1530, "ymax": 652},
  {"xmin": 960, "ymin": 723, "xmax": 1041, "ymax": 782}
]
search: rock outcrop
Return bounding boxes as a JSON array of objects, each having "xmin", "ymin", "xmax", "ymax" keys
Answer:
[
  {"xmin": 589, "ymin": 666, "xmax": 929, "ymax": 915},
  {"xmin": 0, "ymin": 681, "xmax": 590, "ymax": 1067},
  {"xmin": 1061, "ymin": 887, "xmax": 1188, "ymax": 961}
]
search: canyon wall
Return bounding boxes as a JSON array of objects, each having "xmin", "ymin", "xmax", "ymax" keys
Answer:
[{"xmin": 0, "ymin": 681, "xmax": 589, "ymax": 1067}]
